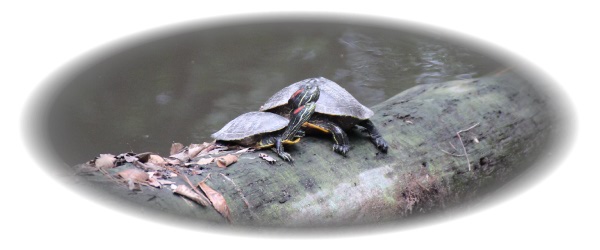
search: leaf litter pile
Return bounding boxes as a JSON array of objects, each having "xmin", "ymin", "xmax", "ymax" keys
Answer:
[{"xmin": 77, "ymin": 141, "xmax": 278, "ymax": 223}]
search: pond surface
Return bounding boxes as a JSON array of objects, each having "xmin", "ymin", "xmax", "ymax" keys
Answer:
[{"xmin": 45, "ymin": 20, "xmax": 507, "ymax": 165}]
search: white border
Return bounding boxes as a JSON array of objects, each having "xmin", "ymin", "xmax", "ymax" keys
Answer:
[{"xmin": 6, "ymin": 1, "xmax": 598, "ymax": 249}]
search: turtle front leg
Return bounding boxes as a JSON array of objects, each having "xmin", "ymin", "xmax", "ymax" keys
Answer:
[
  {"xmin": 357, "ymin": 119, "xmax": 388, "ymax": 153},
  {"xmin": 272, "ymin": 136, "xmax": 293, "ymax": 162},
  {"xmin": 310, "ymin": 120, "xmax": 351, "ymax": 156},
  {"xmin": 270, "ymin": 103, "xmax": 317, "ymax": 162},
  {"xmin": 258, "ymin": 136, "xmax": 293, "ymax": 161}
]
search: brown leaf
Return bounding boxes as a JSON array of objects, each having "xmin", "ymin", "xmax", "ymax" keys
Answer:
[
  {"xmin": 169, "ymin": 150, "xmax": 189, "ymax": 162},
  {"xmin": 207, "ymin": 145, "xmax": 229, "ymax": 155},
  {"xmin": 164, "ymin": 157, "xmax": 183, "ymax": 165},
  {"xmin": 198, "ymin": 144, "xmax": 217, "ymax": 156},
  {"xmin": 147, "ymin": 177, "xmax": 161, "ymax": 188},
  {"xmin": 196, "ymin": 157, "xmax": 214, "ymax": 165},
  {"xmin": 190, "ymin": 169, "xmax": 204, "ymax": 175},
  {"xmin": 174, "ymin": 185, "xmax": 210, "ymax": 207},
  {"xmin": 133, "ymin": 161, "xmax": 157, "ymax": 171},
  {"xmin": 188, "ymin": 143, "xmax": 210, "ymax": 158},
  {"xmin": 124, "ymin": 154, "xmax": 138, "ymax": 163},
  {"xmin": 169, "ymin": 143, "xmax": 210, "ymax": 162},
  {"xmin": 148, "ymin": 154, "xmax": 166, "ymax": 165},
  {"xmin": 95, "ymin": 154, "xmax": 116, "ymax": 169},
  {"xmin": 259, "ymin": 153, "xmax": 276, "ymax": 164},
  {"xmin": 158, "ymin": 179, "xmax": 176, "ymax": 185},
  {"xmin": 134, "ymin": 152, "xmax": 152, "ymax": 163},
  {"xmin": 198, "ymin": 181, "xmax": 231, "ymax": 223},
  {"xmin": 170, "ymin": 142, "xmax": 184, "ymax": 155},
  {"xmin": 235, "ymin": 147, "xmax": 253, "ymax": 154},
  {"xmin": 215, "ymin": 154, "xmax": 238, "ymax": 168},
  {"xmin": 126, "ymin": 179, "xmax": 139, "ymax": 191},
  {"xmin": 74, "ymin": 163, "xmax": 99, "ymax": 174},
  {"xmin": 117, "ymin": 168, "xmax": 149, "ymax": 183}
]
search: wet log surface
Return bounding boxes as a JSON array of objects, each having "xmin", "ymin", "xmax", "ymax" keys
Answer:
[{"xmin": 72, "ymin": 71, "xmax": 556, "ymax": 228}]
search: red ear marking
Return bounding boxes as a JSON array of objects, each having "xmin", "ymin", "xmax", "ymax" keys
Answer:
[
  {"xmin": 291, "ymin": 89, "xmax": 303, "ymax": 99},
  {"xmin": 293, "ymin": 106, "xmax": 304, "ymax": 115}
]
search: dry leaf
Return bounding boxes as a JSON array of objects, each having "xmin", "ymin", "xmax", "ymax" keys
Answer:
[
  {"xmin": 196, "ymin": 157, "xmax": 214, "ymax": 165},
  {"xmin": 190, "ymin": 169, "xmax": 204, "ymax": 175},
  {"xmin": 187, "ymin": 143, "xmax": 209, "ymax": 158},
  {"xmin": 117, "ymin": 168, "xmax": 149, "ymax": 183},
  {"xmin": 170, "ymin": 142, "xmax": 184, "ymax": 155},
  {"xmin": 144, "ymin": 162, "xmax": 163, "ymax": 171},
  {"xmin": 134, "ymin": 152, "xmax": 152, "ymax": 163},
  {"xmin": 158, "ymin": 179, "xmax": 176, "ymax": 185},
  {"xmin": 169, "ymin": 143, "xmax": 211, "ymax": 162},
  {"xmin": 215, "ymin": 154, "xmax": 238, "ymax": 168},
  {"xmin": 198, "ymin": 142, "xmax": 217, "ymax": 155},
  {"xmin": 164, "ymin": 157, "xmax": 183, "ymax": 165},
  {"xmin": 74, "ymin": 164, "xmax": 99, "ymax": 174},
  {"xmin": 117, "ymin": 168, "xmax": 148, "ymax": 191},
  {"xmin": 198, "ymin": 181, "xmax": 231, "ymax": 223},
  {"xmin": 133, "ymin": 161, "xmax": 162, "ymax": 171},
  {"xmin": 174, "ymin": 185, "xmax": 210, "ymax": 207},
  {"xmin": 95, "ymin": 154, "xmax": 116, "ymax": 169},
  {"xmin": 147, "ymin": 177, "xmax": 161, "ymax": 188},
  {"xmin": 124, "ymin": 154, "xmax": 138, "ymax": 163},
  {"xmin": 259, "ymin": 153, "xmax": 276, "ymax": 164},
  {"xmin": 148, "ymin": 154, "xmax": 166, "ymax": 166},
  {"xmin": 126, "ymin": 179, "xmax": 139, "ymax": 191},
  {"xmin": 235, "ymin": 147, "xmax": 253, "ymax": 154},
  {"xmin": 169, "ymin": 150, "xmax": 189, "ymax": 162},
  {"xmin": 207, "ymin": 146, "xmax": 228, "ymax": 155}
]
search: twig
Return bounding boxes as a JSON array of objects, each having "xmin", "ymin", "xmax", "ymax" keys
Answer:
[
  {"xmin": 456, "ymin": 122, "xmax": 480, "ymax": 171},
  {"xmin": 219, "ymin": 173, "xmax": 258, "ymax": 219},
  {"xmin": 220, "ymin": 173, "xmax": 252, "ymax": 209},
  {"xmin": 98, "ymin": 167, "xmax": 124, "ymax": 186},
  {"xmin": 440, "ymin": 148, "xmax": 465, "ymax": 157},
  {"xmin": 448, "ymin": 141, "xmax": 458, "ymax": 151}
]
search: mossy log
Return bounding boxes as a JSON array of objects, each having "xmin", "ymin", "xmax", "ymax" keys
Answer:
[{"xmin": 73, "ymin": 72, "xmax": 555, "ymax": 228}]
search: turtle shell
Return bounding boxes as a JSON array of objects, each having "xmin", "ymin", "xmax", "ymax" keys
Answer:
[
  {"xmin": 211, "ymin": 111, "xmax": 289, "ymax": 141},
  {"xmin": 259, "ymin": 77, "xmax": 374, "ymax": 120}
]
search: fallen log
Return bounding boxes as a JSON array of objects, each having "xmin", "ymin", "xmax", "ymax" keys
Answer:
[{"xmin": 72, "ymin": 71, "xmax": 558, "ymax": 228}]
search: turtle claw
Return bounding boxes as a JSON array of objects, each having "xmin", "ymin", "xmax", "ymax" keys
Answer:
[
  {"xmin": 333, "ymin": 144, "xmax": 350, "ymax": 156},
  {"xmin": 279, "ymin": 152, "xmax": 294, "ymax": 162},
  {"xmin": 373, "ymin": 136, "xmax": 388, "ymax": 153}
]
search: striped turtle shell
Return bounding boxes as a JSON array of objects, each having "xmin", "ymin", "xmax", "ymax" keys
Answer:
[
  {"xmin": 259, "ymin": 77, "xmax": 374, "ymax": 120},
  {"xmin": 211, "ymin": 111, "xmax": 289, "ymax": 141}
]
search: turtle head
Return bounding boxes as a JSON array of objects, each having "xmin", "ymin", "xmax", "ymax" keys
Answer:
[{"xmin": 288, "ymin": 79, "xmax": 320, "ymax": 109}]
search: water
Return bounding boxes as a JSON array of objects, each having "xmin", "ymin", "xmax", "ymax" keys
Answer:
[{"xmin": 45, "ymin": 21, "xmax": 506, "ymax": 165}]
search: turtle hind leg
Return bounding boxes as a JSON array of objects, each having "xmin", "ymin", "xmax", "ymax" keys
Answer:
[
  {"xmin": 357, "ymin": 119, "xmax": 388, "ymax": 153},
  {"xmin": 309, "ymin": 120, "xmax": 350, "ymax": 156}
]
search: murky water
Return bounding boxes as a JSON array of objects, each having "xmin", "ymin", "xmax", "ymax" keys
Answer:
[{"xmin": 45, "ymin": 21, "xmax": 506, "ymax": 165}]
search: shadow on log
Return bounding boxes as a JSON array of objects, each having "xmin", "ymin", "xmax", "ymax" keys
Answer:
[{"xmin": 72, "ymin": 71, "xmax": 557, "ymax": 229}]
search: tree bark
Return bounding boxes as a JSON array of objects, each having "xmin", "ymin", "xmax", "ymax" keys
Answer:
[{"xmin": 73, "ymin": 71, "xmax": 556, "ymax": 228}]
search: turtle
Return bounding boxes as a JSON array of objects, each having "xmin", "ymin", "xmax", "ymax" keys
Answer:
[
  {"xmin": 259, "ymin": 77, "xmax": 388, "ymax": 156},
  {"xmin": 212, "ymin": 81, "xmax": 320, "ymax": 161}
]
